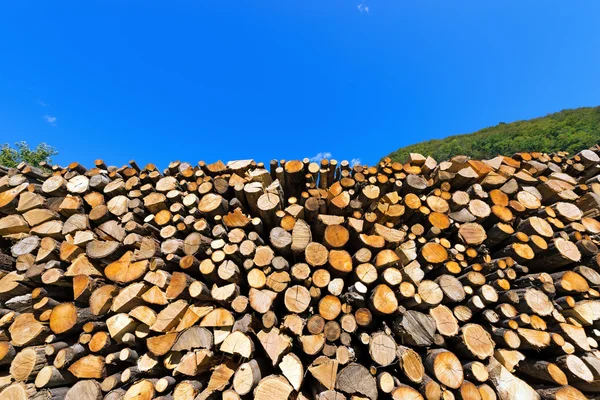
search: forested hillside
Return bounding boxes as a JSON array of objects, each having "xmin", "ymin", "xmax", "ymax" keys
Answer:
[{"xmin": 387, "ymin": 106, "xmax": 600, "ymax": 162}]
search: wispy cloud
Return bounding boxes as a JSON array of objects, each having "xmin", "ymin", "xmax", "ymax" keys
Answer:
[
  {"xmin": 309, "ymin": 152, "xmax": 332, "ymax": 163},
  {"xmin": 38, "ymin": 100, "xmax": 50, "ymax": 107},
  {"xmin": 357, "ymin": 4, "xmax": 369, "ymax": 13},
  {"xmin": 351, "ymin": 158, "xmax": 361, "ymax": 166},
  {"xmin": 42, "ymin": 115, "xmax": 57, "ymax": 126}
]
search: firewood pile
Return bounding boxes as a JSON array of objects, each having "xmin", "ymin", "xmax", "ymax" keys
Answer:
[{"xmin": 1, "ymin": 146, "xmax": 600, "ymax": 400}]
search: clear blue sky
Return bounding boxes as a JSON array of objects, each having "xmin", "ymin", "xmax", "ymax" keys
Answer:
[{"xmin": 1, "ymin": 1, "xmax": 599, "ymax": 168}]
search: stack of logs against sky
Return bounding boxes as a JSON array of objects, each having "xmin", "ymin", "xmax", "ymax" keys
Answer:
[{"xmin": 3, "ymin": 146, "xmax": 600, "ymax": 400}]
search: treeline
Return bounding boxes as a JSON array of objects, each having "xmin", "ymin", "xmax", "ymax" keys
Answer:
[{"xmin": 387, "ymin": 106, "xmax": 600, "ymax": 162}]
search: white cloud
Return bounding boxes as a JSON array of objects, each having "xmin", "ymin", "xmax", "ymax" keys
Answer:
[
  {"xmin": 42, "ymin": 115, "xmax": 57, "ymax": 126},
  {"xmin": 357, "ymin": 4, "xmax": 369, "ymax": 13},
  {"xmin": 38, "ymin": 100, "xmax": 49, "ymax": 107},
  {"xmin": 309, "ymin": 152, "xmax": 332, "ymax": 163},
  {"xmin": 351, "ymin": 158, "xmax": 361, "ymax": 166}
]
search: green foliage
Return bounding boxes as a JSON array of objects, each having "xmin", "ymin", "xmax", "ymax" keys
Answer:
[
  {"xmin": 0, "ymin": 141, "xmax": 58, "ymax": 168},
  {"xmin": 386, "ymin": 107, "xmax": 600, "ymax": 163}
]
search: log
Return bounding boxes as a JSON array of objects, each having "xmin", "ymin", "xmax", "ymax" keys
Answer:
[
  {"xmin": 487, "ymin": 356, "xmax": 539, "ymax": 400},
  {"xmin": 425, "ymin": 349, "xmax": 464, "ymax": 389},
  {"xmin": 336, "ymin": 363, "xmax": 377, "ymax": 400},
  {"xmin": 10, "ymin": 346, "xmax": 47, "ymax": 382},
  {"xmin": 0, "ymin": 146, "xmax": 598, "ymax": 399}
]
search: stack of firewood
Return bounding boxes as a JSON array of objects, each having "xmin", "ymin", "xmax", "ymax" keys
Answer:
[{"xmin": 1, "ymin": 146, "xmax": 600, "ymax": 400}]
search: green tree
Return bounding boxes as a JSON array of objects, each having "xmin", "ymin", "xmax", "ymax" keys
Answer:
[
  {"xmin": 0, "ymin": 141, "xmax": 58, "ymax": 168},
  {"xmin": 386, "ymin": 107, "xmax": 600, "ymax": 163}
]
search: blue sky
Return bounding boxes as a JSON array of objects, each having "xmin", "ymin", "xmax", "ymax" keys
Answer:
[{"xmin": 1, "ymin": 1, "xmax": 599, "ymax": 168}]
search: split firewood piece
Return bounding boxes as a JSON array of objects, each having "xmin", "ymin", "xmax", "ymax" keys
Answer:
[
  {"xmin": 420, "ymin": 242, "xmax": 448, "ymax": 264},
  {"xmin": 49, "ymin": 303, "xmax": 96, "ymax": 334},
  {"xmin": 369, "ymin": 332, "xmax": 397, "ymax": 366},
  {"xmin": 370, "ymin": 284, "xmax": 398, "ymax": 315},
  {"xmin": 195, "ymin": 362, "xmax": 236, "ymax": 399},
  {"xmin": 335, "ymin": 363, "xmax": 378, "ymax": 400},
  {"xmin": 393, "ymin": 310, "xmax": 437, "ymax": 347},
  {"xmin": 425, "ymin": 349, "xmax": 464, "ymax": 389},
  {"xmin": 324, "ymin": 225, "xmax": 349, "ymax": 249},
  {"xmin": 534, "ymin": 238, "xmax": 581, "ymax": 271},
  {"xmin": 257, "ymin": 327, "xmax": 292, "ymax": 365},
  {"xmin": 280, "ymin": 352, "xmax": 305, "ymax": 391},
  {"xmin": 257, "ymin": 192, "xmax": 281, "ymax": 227},
  {"xmin": 172, "ymin": 326, "xmax": 213, "ymax": 352},
  {"xmin": 516, "ymin": 328, "xmax": 551, "ymax": 351},
  {"xmin": 319, "ymin": 294, "xmax": 342, "ymax": 320},
  {"xmin": 253, "ymin": 375, "xmax": 294, "ymax": 400},
  {"xmin": 123, "ymin": 379, "xmax": 155, "ymax": 400},
  {"xmin": 66, "ymin": 254, "xmax": 103, "ymax": 277},
  {"xmin": 518, "ymin": 287, "xmax": 554, "ymax": 316},
  {"xmin": 430, "ymin": 304, "xmax": 459, "ymax": 337},
  {"xmin": 10, "ymin": 346, "xmax": 47, "ymax": 382},
  {"xmin": 65, "ymin": 380, "xmax": 102, "ymax": 400},
  {"xmin": 457, "ymin": 381, "xmax": 481, "ymax": 400},
  {"xmin": 270, "ymin": 227, "xmax": 292, "ymax": 255},
  {"xmin": 515, "ymin": 359, "xmax": 568, "ymax": 386},
  {"xmin": 455, "ymin": 323, "xmax": 495, "ymax": 360},
  {"xmin": 106, "ymin": 313, "xmax": 137, "ymax": 343},
  {"xmin": 150, "ymin": 299, "xmax": 188, "ymax": 332},
  {"xmin": 377, "ymin": 371, "xmax": 396, "ymax": 394},
  {"xmin": 284, "ymin": 285, "xmax": 311, "ymax": 313},
  {"xmin": 220, "ymin": 331, "xmax": 254, "ymax": 358},
  {"xmin": 9, "ymin": 313, "xmax": 49, "ymax": 347},
  {"xmin": 86, "ymin": 240, "xmax": 122, "ymax": 264},
  {"xmin": 536, "ymin": 386, "xmax": 586, "ymax": 400},
  {"xmin": 200, "ymin": 308, "xmax": 234, "ymax": 327},
  {"xmin": 183, "ymin": 232, "xmax": 212, "ymax": 255},
  {"xmin": 397, "ymin": 345, "xmax": 425, "ymax": 384},
  {"xmin": 104, "ymin": 251, "xmax": 149, "ymax": 284},
  {"xmin": 0, "ymin": 341, "xmax": 16, "ymax": 366},
  {"xmin": 233, "ymin": 359, "xmax": 262, "ymax": 396},
  {"xmin": 552, "ymin": 271, "xmax": 589, "ymax": 294},
  {"xmin": 146, "ymin": 332, "xmax": 178, "ymax": 356},
  {"xmin": 493, "ymin": 349, "xmax": 525, "ymax": 373},
  {"xmin": 418, "ymin": 374, "xmax": 441, "ymax": 400},
  {"xmin": 306, "ymin": 242, "xmax": 329, "ymax": 267},
  {"xmin": 199, "ymin": 193, "xmax": 228, "ymax": 218},
  {"xmin": 487, "ymin": 356, "xmax": 539, "ymax": 400},
  {"xmin": 12, "ymin": 235, "xmax": 40, "ymax": 258},
  {"xmin": 300, "ymin": 333, "xmax": 325, "ymax": 356},
  {"xmin": 554, "ymin": 354, "xmax": 594, "ymax": 383},
  {"xmin": 249, "ymin": 288, "xmax": 278, "ymax": 314},
  {"xmin": 0, "ymin": 271, "xmax": 30, "ymax": 301},
  {"xmin": 463, "ymin": 361, "xmax": 489, "ymax": 383},
  {"xmin": 391, "ymin": 384, "xmax": 424, "ymax": 400},
  {"xmin": 562, "ymin": 300, "xmax": 600, "ymax": 325},
  {"xmin": 291, "ymin": 219, "xmax": 312, "ymax": 253},
  {"xmin": 0, "ymin": 382, "xmax": 38, "ymax": 400},
  {"xmin": 68, "ymin": 354, "xmax": 106, "ymax": 379},
  {"xmin": 111, "ymin": 282, "xmax": 149, "ymax": 313},
  {"xmin": 329, "ymin": 250, "xmax": 353, "ymax": 274},
  {"xmin": 173, "ymin": 380, "xmax": 205, "ymax": 400},
  {"xmin": 175, "ymin": 349, "xmax": 215, "ymax": 376},
  {"xmin": 53, "ymin": 343, "xmax": 87, "ymax": 369},
  {"xmin": 458, "ymin": 223, "xmax": 487, "ymax": 246}
]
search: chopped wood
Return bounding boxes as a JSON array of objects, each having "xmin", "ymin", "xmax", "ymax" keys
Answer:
[{"xmin": 0, "ymin": 147, "xmax": 600, "ymax": 398}]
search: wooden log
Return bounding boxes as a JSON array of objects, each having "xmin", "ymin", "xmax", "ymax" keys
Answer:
[
  {"xmin": 487, "ymin": 356, "xmax": 539, "ymax": 400},
  {"xmin": 335, "ymin": 363, "xmax": 377, "ymax": 400},
  {"xmin": 65, "ymin": 380, "xmax": 102, "ymax": 400},
  {"xmin": 425, "ymin": 349, "xmax": 464, "ymax": 389}
]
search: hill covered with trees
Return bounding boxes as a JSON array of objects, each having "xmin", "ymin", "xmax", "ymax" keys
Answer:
[{"xmin": 386, "ymin": 106, "xmax": 600, "ymax": 162}]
